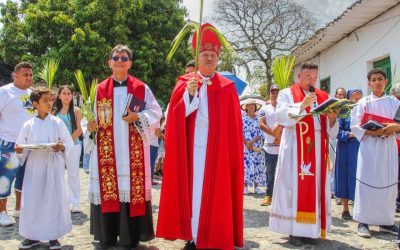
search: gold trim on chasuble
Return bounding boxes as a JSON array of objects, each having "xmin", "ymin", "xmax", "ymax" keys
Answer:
[
  {"xmin": 130, "ymin": 126, "xmax": 145, "ymax": 205},
  {"xmin": 97, "ymin": 98, "xmax": 118, "ymax": 201}
]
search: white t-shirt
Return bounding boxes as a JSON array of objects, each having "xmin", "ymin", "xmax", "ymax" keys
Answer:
[
  {"xmin": 259, "ymin": 104, "xmax": 279, "ymax": 155},
  {"xmin": 0, "ymin": 83, "xmax": 35, "ymax": 142}
]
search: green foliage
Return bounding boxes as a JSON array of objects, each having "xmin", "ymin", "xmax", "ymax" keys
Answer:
[
  {"xmin": 38, "ymin": 58, "xmax": 59, "ymax": 90},
  {"xmin": 272, "ymin": 55, "xmax": 296, "ymax": 90},
  {"xmin": 89, "ymin": 78, "xmax": 98, "ymax": 104},
  {"xmin": 246, "ymin": 64, "xmax": 267, "ymax": 95},
  {"xmin": 74, "ymin": 69, "xmax": 88, "ymax": 101},
  {"xmin": 0, "ymin": 0, "xmax": 191, "ymax": 103},
  {"xmin": 258, "ymin": 84, "xmax": 268, "ymax": 100}
]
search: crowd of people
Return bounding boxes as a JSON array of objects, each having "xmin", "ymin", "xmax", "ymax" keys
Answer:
[
  {"xmin": 245, "ymin": 65, "xmax": 400, "ymax": 246},
  {"xmin": 0, "ymin": 21, "xmax": 399, "ymax": 250}
]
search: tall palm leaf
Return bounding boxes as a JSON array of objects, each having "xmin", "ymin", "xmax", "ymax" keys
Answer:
[
  {"xmin": 89, "ymin": 78, "xmax": 98, "ymax": 104},
  {"xmin": 272, "ymin": 55, "xmax": 296, "ymax": 90},
  {"xmin": 74, "ymin": 69, "xmax": 88, "ymax": 101},
  {"xmin": 38, "ymin": 59, "xmax": 59, "ymax": 90}
]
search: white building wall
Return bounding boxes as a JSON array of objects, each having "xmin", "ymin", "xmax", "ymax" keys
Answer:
[{"xmin": 295, "ymin": 3, "xmax": 400, "ymax": 96}]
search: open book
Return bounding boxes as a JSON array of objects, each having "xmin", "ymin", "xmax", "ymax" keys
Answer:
[
  {"xmin": 310, "ymin": 98, "xmax": 349, "ymax": 113},
  {"xmin": 122, "ymin": 94, "xmax": 146, "ymax": 117}
]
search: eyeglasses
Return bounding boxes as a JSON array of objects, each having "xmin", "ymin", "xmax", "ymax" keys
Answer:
[{"xmin": 112, "ymin": 56, "xmax": 129, "ymax": 62}]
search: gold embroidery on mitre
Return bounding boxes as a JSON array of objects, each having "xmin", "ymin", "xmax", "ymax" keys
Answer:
[
  {"xmin": 130, "ymin": 126, "xmax": 145, "ymax": 205},
  {"xmin": 201, "ymin": 43, "xmax": 221, "ymax": 54},
  {"xmin": 100, "ymin": 166, "xmax": 118, "ymax": 201},
  {"xmin": 97, "ymin": 98, "xmax": 113, "ymax": 128}
]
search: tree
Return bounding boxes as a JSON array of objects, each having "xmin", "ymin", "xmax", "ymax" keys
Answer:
[
  {"xmin": 0, "ymin": 0, "xmax": 191, "ymax": 104},
  {"xmin": 213, "ymin": 0, "xmax": 316, "ymax": 90}
]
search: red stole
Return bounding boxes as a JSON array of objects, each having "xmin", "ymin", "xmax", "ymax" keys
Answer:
[
  {"xmin": 290, "ymin": 83, "xmax": 329, "ymax": 238},
  {"xmin": 96, "ymin": 75, "xmax": 146, "ymax": 217}
]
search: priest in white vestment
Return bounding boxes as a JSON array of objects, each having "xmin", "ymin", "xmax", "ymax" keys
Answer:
[
  {"xmin": 350, "ymin": 68, "xmax": 400, "ymax": 238},
  {"xmin": 269, "ymin": 63, "xmax": 339, "ymax": 246},
  {"xmin": 88, "ymin": 45, "xmax": 161, "ymax": 249}
]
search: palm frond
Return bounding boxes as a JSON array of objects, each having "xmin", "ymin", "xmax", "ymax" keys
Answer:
[
  {"xmin": 166, "ymin": 22, "xmax": 199, "ymax": 62},
  {"xmin": 38, "ymin": 59, "xmax": 59, "ymax": 90},
  {"xmin": 272, "ymin": 55, "xmax": 296, "ymax": 90},
  {"xmin": 165, "ymin": 0, "xmax": 235, "ymax": 78},
  {"xmin": 202, "ymin": 26, "xmax": 235, "ymax": 58},
  {"xmin": 89, "ymin": 78, "xmax": 98, "ymax": 104},
  {"xmin": 74, "ymin": 70, "xmax": 88, "ymax": 101}
]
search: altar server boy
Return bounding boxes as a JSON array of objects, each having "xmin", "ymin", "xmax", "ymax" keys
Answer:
[{"xmin": 15, "ymin": 87, "xmax": 73, "ymax": 249}]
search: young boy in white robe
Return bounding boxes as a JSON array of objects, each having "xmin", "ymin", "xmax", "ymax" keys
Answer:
[
  {"xmin": 351, "ymin": 68, "xmax": 400, "ymax": 238},
  {"xmin": 15, "ymin": 87, "xmax": 74, "ymax": 249}
]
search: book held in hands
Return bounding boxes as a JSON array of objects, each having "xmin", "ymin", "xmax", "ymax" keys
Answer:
[
  {"xmin": 361, "ymin": 120, "xmax": 385, "ymax": 131},
  {"xmin": 310, "ymin": 98, "xmax": 349, "ymax": 113},
  {"xmin": 122, "ymin": 93, "xmax": 146, "ymax": 117},
  {"xmin": 360, "ymin": 112, "xmax": 394, "ymax": 131}
]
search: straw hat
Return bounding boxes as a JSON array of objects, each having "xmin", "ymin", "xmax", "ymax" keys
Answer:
[{"xmin": 240, "ymin": 98, "xmax": 262, "ymax": 111}]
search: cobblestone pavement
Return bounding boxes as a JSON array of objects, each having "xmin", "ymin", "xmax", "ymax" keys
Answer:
[{"xmin": 1, "ymin": 169, "xmax": 399, "ymax": 249}]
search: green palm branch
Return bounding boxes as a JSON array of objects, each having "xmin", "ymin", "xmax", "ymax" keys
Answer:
[
  {"xmin": 272, "ymin": 55, "xmax": 296, "ymax": 90},
  {"xmin": 74, "ymin": 69, "xmax": 88, "ymax": 101},
  {"xmin": 39, "ymin": 59, "xmax": 59, "ymax": 90},
  {"xmin": 89, "ymin": 78, "xmax": 98, "ymax": 104},
  {"xmin": 166, "ymin": 0, "xmax": 234, "ymax": 74}
]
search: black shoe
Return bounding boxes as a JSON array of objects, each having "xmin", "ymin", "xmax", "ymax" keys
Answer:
[
  {"xmin": 288, "ymin": 235, "xmax": 302, "ymax": 246},
  {"xmin": 379, "ymin": 224, "xmax": 399, "ymax": 236},
  {"xmin": 18, "ymin": 239, "xmax": 40, "ymax": 249},
  {"xmin": 49, "ymin": 240, "xmax": 61, "ymax": 249},
  {"xmin": 301, "ymin": 237, "xmax": 318, "ymax": 245},
  {"xmin": 183, "ymin": 241, "xmax": 196, "ymax": 250},
  {"xmin": 94, "ymin": 239, "xmax": 117, "ymax": 249},
  {"xmin": 341, "ymin": 210, "xmax": 352, "ymax": 220}
]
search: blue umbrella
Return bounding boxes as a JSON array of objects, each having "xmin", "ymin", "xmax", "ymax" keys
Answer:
[{"xmin": 219, "ymin": 71, "xmax": 247, "ymax": 95}]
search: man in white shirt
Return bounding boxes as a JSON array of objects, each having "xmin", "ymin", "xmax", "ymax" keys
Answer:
[
  {"xmin": 0, "ymin": 62, "xmax": 35, "ymax": 226},
  {"xmin": 259, "ymin": 84, "xmax": 280, "ymax": 206}
]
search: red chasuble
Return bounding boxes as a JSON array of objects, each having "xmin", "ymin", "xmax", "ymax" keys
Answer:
[
  {"xmin": 156, "ymin": 72, "xmax": 244, "ymax": 249},
  {"xmin": 96, "ymin": 75, "xmax": 146, "ymax": 217},
  {"xmin": 290, "ymin": 82, "xmax": 329, "ymax": 238}
]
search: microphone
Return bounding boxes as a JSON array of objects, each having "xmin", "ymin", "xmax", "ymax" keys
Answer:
[{"xmin": 308, "ymin": 85, "xmax": 317, "ymax": 108}]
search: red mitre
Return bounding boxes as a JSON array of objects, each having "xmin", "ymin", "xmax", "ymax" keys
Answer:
[{"xmin": 192, "ymin": 23, "xmax": 222, "ymax": 55}]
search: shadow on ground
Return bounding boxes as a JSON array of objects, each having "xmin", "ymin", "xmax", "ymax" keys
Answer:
[{"xmin": 244, "ymin": 208, "xmax": 269, "ymax": 228}]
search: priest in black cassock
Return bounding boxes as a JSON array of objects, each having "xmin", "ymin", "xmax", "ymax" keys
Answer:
[{"xmin": 87, "ymin": 44, "xmax": 162, "ymax": 249}]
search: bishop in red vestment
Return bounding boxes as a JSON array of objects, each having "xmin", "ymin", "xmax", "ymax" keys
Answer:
[{"xmin": 156, "ymin": 23, "xmax": 244, "ymax": 250}]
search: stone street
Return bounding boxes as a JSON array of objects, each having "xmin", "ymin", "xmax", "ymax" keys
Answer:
[{"xmin": 0, "ymin": 169, "xmax": 398, "ymax": 249}]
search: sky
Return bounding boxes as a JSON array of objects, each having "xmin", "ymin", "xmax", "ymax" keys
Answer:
[
  {"xmin": 0, "ymin": 0, "xmax": 356, "ymax": 28},
  {"xmin": 182, "ymin": 0, "xmax": 356, "ymax": 28}
]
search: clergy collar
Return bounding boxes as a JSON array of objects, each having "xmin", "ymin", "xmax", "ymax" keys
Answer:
[
  {"xmin": 113, "ymin": 76, "xmax": 128, "ymax": 87},
  {"xmin": 198, "ymin": 71, "xmax": 215, "ymax": 85}
]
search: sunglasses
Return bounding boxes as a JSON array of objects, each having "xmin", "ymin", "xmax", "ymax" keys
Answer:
[{"xmin": 112, "ymin": 56, "xmax": 129, "ymax": 62}]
